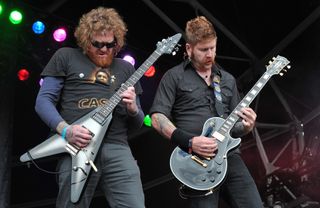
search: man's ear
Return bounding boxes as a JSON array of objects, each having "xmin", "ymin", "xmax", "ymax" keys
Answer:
[{"xmin": 185, "ymin": 43, "xmax": 191, "ymax": 57}]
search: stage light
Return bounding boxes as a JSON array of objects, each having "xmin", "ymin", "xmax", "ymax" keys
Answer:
[
  {"xmin": 32, "ymin": 21, "xmax": 45, "ymax": 34},
  {"xmin": 17, "ymin": 69, "xmax": 29, "ymax": 81},
  {"xmin": 122, "ymin": 55, "xmax": 135, "ymax": 66},
  {"xmin": 39, "ymin": 78, "xmax": 43, "ymax": 86},
  {"xmin": 0, "ymin": 4, "xmax": 3, "ymax": 15},
  {"xmin": 53, "ymin": 27, "xmax": 67, "ymax": 42},
  {"xmin": 143, "ymin": 115, "xmax": 152, "ymax": 127},
  {"xmin": 9, "ymin": 10, "xmax": 23, "ymax": 25},
  {"xmin": 144, "ymin": 65, "xmax": 156, "ymax": 77}
]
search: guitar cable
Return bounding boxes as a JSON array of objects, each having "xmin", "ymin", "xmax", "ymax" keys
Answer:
[
  {"xmin": 25, "ymin": 151, "xmax": 71, "ymax": 175},
  {"xmin": 25, "ymin": 151, "xmax": 89, "ymax": 185}
]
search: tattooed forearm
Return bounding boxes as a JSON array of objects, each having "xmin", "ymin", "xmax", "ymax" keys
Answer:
[{"xmin": 151, "ymin": 113, "xmax": 176, "ymax": 139}]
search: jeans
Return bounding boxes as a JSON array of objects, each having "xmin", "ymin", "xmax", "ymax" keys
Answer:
[
  {"xmin": 189, "ymin": 153, "xmax": 263, "ymax": 208},
  {"xmin": 56, "ymin": 143, "xmax": 145, "ymax": 208}
]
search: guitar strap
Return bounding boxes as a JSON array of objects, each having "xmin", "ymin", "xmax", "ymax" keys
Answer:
[{"xmin": 212, "ymin": 69, "xmax": 225, "ymax": 118}]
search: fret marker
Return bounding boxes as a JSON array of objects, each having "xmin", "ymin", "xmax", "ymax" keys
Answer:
[
  {"xmin": 257, "ymin": 82, "xmax": 263, "ymax": 88},
  {"xmin": 221, "ymin": 127, "xmax": 227, "ymax": 132},
  {"xmin": 263, "ymin": 74, "xmax": 270, "ymax": 79},
  {"xmin": 245, "ymin": 96, "xmax": 252, "ymax": 102},
  {"xmin": 250, "ymin": 89, "xmax": 257, "ymax": 95}
]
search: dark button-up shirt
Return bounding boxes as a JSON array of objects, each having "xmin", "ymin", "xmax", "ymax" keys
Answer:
[{"xmin": 150, "ymin": 60, "xmax": 246, "ymax": 138}]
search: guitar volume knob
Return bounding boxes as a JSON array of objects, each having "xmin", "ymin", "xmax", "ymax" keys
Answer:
[
  {"xmin": 209, "ymin": 176, "xmax": 215, "ymax": 182},
  {"xmin": 216, "ymin": 167, "xmax": 222, "ymax": 174}
]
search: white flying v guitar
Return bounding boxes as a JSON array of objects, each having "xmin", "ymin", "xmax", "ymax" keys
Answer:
[
  {"xmin": 169, "ymin": 55, "xmax": 290, "ymax": 191},
  {"xmin": 20, "ymin": 33, "xmax": 182, "ymax": 203}
]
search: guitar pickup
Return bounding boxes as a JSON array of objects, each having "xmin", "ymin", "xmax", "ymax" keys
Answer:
[
  {"xmin": 82, "ymin": 125, "xmax": 95, "ymax": 137},
  {"xmin": 194, "ymin": 153, "xmax": 211, "ymax": 161},
  {"xmin": 66, "ymin": 143, "xmax": 81, "ymax": 156}
]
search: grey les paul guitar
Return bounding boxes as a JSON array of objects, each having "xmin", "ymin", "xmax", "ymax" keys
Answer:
[
  {"xmin": 20, "ymin": 33, "xmax": 182, "ymax": 203},
  {"xmin": 170, "ymin": 55, "xmax": 290, "ymax": 191}
]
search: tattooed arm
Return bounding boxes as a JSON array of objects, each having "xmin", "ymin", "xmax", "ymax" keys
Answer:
[
  {"xmin": 151, "ymin": 112, "xmax": 217, "ymax": 157},
  {"xmin": 151, "ymin": 113, "xmax": 176, "ymax": 140}
]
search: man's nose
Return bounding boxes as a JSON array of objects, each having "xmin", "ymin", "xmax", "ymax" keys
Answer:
[{"xmin": 206, "ymin": 49, "xmax": 214, "ymax": 56}]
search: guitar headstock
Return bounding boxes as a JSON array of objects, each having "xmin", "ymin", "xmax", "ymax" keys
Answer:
[
  {"xmin": 266, "ymin": 55, "xmax": 291, "ymax": 76},
  {"xmin": 156, "ymin": 33, "xmax": 182, "ymax": 55}
]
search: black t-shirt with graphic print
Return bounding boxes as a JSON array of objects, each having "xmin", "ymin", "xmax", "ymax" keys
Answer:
[{"xmin": 41, "ymin": 47, "xmax": 143, "ymax": 145}]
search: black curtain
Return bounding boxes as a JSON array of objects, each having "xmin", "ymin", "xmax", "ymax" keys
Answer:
[{"xmin": 0, "ymin": 58, "xmax": 15, "ymax": 208}]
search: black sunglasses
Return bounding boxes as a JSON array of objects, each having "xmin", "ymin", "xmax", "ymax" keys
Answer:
[{"xmin": 91, "ymin": 39, "xmax": 117, "ymax": 49}]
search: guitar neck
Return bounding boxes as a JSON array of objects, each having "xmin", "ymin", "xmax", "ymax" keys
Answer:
[
  {"xmin": 92, "ymin": 50, "xmax": 161, "ymax": 124},
  {"xmin": 216, "ymin": 71, "xmax": 273, "ymax": 136}
]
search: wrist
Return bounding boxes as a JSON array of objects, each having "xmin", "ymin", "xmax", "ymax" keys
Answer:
[
  {"xmin": 56, "ymin": 121, "xmax": 69, "ymax": 134},
  {"xmin": 128, "ymin": 109, "xmax": 139, "ymax": 117},
  {"xmin": 171, "ymin": 128, "xmax": 194, "ymax": 153},
  {"xmin": 61, "ymin": 126, "xmax": 69, "ymax": 140}
]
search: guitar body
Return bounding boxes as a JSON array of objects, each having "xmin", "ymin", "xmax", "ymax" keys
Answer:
[
  {"xmin": 170, "ymin": 117, "xmax": 241, "ymax": 191},
  {"xmin": 20, "ymin": 108, "xmax": 112, "ymax": 202}
]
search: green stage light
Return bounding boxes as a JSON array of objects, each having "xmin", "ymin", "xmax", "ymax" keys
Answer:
[
  {"xmin": 9, "ymin": 10, "xmax": 23, "ymax": 24},
  {"xmin": 0, "ymin": 5, "xmax": 3, "ymax": 15},
  {"xmin": 143, "ymin": 115, "xmax": 152, "ymax": 127}
]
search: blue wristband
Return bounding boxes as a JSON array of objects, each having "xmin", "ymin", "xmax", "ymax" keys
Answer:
[{"xmin": 61, "ymin": 126, "xmax": 68, "ymax": 140}]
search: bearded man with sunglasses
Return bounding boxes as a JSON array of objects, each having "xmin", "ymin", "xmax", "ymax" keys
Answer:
[{"xmin": 34, "ymin": 7, "xmax": 145, "ymax": 208}]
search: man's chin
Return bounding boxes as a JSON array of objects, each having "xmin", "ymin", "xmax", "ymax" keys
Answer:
[
  {"xmin": 95, "ymin": 58, "xmax": 113, "ymax": 68},
  {"xmin": 205, "ymin": 63, "xmax": 213, "ymax": 68}
]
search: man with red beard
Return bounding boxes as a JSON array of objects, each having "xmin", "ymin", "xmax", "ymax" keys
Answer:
[
  {"xmin": 150, "ymin": 16, "xmax": 263, "ymax": 208},
  {"xmin": 35, "ymin": 7, "xmax": 145, "ymax": 208}
]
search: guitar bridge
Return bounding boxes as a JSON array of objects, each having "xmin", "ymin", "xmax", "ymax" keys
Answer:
[{"xmin": 191, "ymin": 155, "xmax": 208, "ymax": 168}]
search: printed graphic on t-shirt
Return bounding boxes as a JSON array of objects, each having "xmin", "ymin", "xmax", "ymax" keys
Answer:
[
  {"xmin": 78, "ymin": 97, "xmax": 109, "ymax": 109},
  {"xmin": 86, "ymin": 67, "xmax": 116, "ymax": 86},
  {"xmin": 75, "ymin": 67, "xmax": 117, "ymax": 110},
  {"xmin": 95, "ymin": 69, "xmax": 110, "ymax": 85}
]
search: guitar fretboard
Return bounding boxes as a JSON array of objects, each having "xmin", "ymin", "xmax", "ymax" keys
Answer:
[
  {"xmin": 92, "ymin": 50, "xmax": 161, "ymax": 124},
  {"xmin": 215, "ymin": 72, "xmax": 272, "ymax": 138}
]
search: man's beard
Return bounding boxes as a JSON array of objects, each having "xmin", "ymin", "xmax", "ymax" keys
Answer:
[
  {"xmin": 190, "ymin": 53, "xmax": 215, "ymax": 70},
  {"xmin": 88, "ymin": 52, "xmax": 114, "ymax": 68}
]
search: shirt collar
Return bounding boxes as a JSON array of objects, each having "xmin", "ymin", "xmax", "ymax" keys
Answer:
[{"xmin": 183, "ymin": 59, "xmax": 222, "ymax": 79}]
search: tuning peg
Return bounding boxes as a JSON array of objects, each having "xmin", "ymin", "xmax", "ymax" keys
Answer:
[
  {"xmin": 287, "ymin": 65, "xmax": 291, "ymax": 69},
  {"xmin": 269, "ymin": 61, "xmax": 272, "ymax": 65},
  {"xmin": 171, "ymin": 45, "xmax": 181, "ymax": 56},
  {"xmin": 279, "ymin": 72, "xmax": 284, "ymax": 76},
  {"xmin": 272, "ymin": 57, "xmax": 276, "ymax": 60}
]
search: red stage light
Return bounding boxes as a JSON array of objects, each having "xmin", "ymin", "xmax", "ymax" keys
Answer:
[
  {"xmin": 17, "ymin": 69, "xmax": 30, "ymax": 81},
  {"xmin": 144, "ymin": 66, "xmax": 156, "ymax": 77}
]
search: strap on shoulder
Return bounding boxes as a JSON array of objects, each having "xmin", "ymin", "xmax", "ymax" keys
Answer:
[{"xmin": 212, "ymin": 72, "xmax": 225, "ymax": 117}]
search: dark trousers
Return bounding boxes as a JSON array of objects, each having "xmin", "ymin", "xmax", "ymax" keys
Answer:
[
  {"xmin": 56, "ymin": 143, "xmax": 145, "ymax": 208},
  {"xmin": 189, "ymin": 153, "xmax": 263, "ymax": 208}
]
